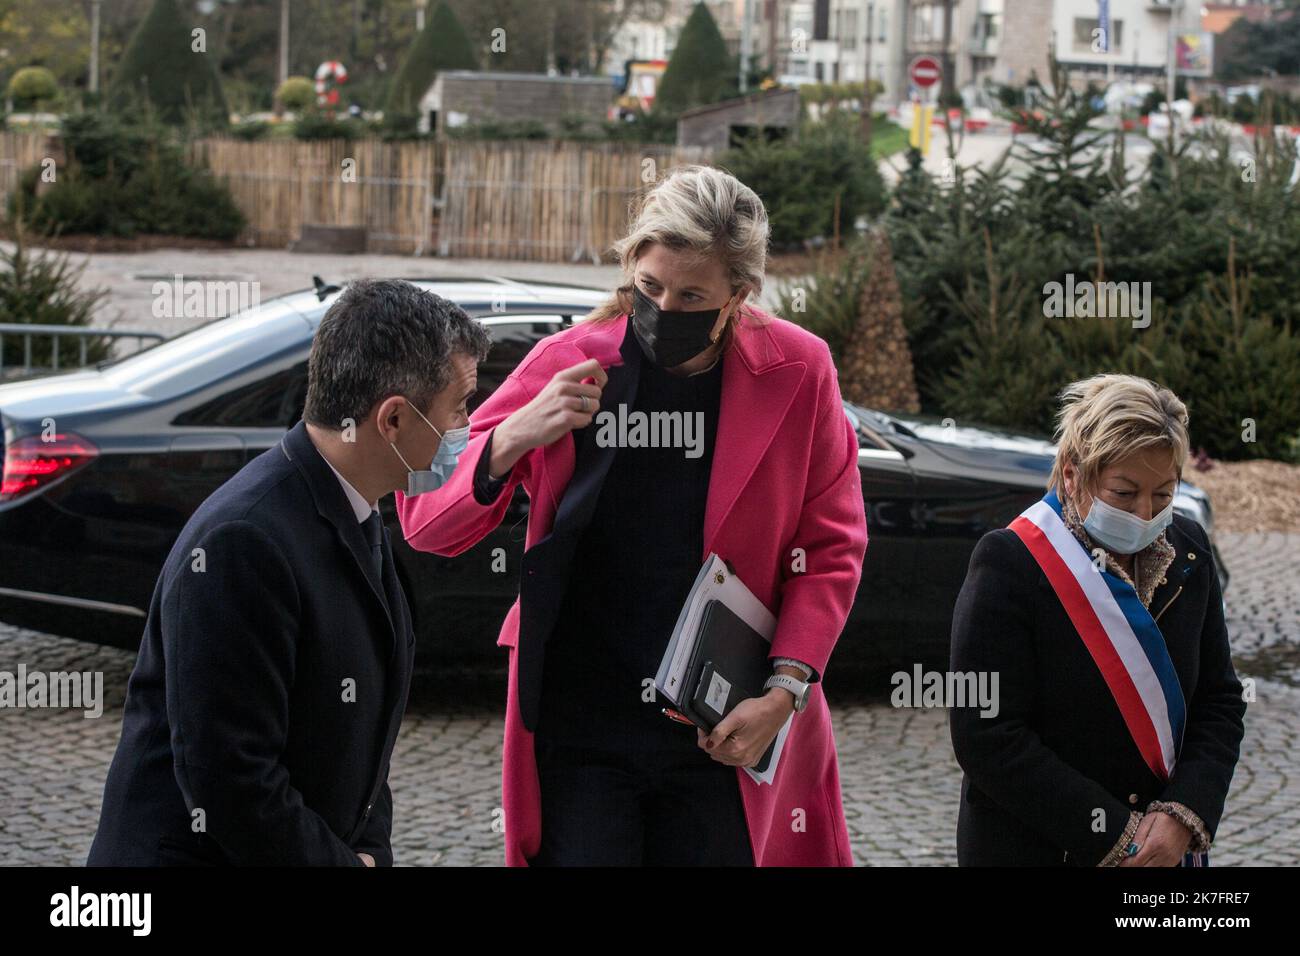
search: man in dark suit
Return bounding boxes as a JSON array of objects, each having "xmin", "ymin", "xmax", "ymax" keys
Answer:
[{"xmin": 87, "ymin": 279, "xmax": 491, "ymax": 865}]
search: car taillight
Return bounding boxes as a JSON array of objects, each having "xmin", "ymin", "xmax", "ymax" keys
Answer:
[{"xmin": 0, "ymin": 433, "xmax": 99, "ymax": 502}]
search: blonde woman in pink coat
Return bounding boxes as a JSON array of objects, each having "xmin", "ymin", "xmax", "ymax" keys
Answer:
[{"xmin": 396, "ymin": 165, "xmax": 867, "ymax": 865}]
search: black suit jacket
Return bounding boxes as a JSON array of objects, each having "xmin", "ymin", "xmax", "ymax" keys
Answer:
[
  {"xmin": 87, "ymin": 421, "xmax": 414, "ymax": 866},
  {"xmin": 949, "ymin": 513, "xmax": 1245, "ymax": 866}
]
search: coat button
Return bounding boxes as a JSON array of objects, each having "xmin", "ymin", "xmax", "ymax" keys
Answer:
[
  {"xmin": 365, "ymin": 803, "xmax": 373, "ymax": 817},
  {"xmin": 1188, "ymin": 552, "xmax": 1196, "ymax": 560},
  {"xmin": 1128, "ymin": 793, "xmax": 1139, "ymax": 805},
  {"xmin": 1159, "ymin": 576, "xmax": 1167, "ymax": 586}
]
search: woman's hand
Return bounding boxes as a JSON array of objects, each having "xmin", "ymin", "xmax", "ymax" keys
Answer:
[
  {"xmin": 493, "ymin": 359, "xmax": 607, "ymax": 473},
  {"xmin": 697, "ymin": 690, "xmax": 794, "ymax": 768},
  {"xmin": 1118, "ymin": 811, "xmax": 1193, "ymax": 866}
]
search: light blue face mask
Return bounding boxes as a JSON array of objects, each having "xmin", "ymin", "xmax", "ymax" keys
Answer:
[
  {"xmin": 1083, "ymin": 495, "xmax": 1174, "ymax": 555},
  {"xmin": 390, "ymin": 400, "xmax": 470, "ymax": 496}
]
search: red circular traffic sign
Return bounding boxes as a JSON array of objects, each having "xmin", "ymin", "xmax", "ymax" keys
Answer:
[{"xmin": 909, "ymin": 55, "xmax": 943, "ymax": 89}]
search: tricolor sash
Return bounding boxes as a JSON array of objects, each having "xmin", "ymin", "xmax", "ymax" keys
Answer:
[{"xmin": 1009, "ymin": 490, "xmax": 1207, "ymax": 866}]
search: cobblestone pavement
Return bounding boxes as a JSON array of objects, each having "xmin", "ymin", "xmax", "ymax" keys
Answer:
[{"xmin": 2, "ymin": 532, "xmax": 1295, "ymax": 866}]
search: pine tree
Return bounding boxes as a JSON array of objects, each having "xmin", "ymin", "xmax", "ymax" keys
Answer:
[
  {"xmin": 939, "ymin": 228, "xmax": 1065, "ymax": 433},
  {"xmin": 838, "ymin": 230, "xmax": 921, "ymax": 413},
  {"xmin": 385, "ymin": 1, "xmax": 479, "ymax": 115},
  {"xmin": 107, "ymin": 0, "xmax": 228, "ymax": 129},
  {"xmin": 1010, "ymin": 52, "xmax": 1114, "ymax": 247},
  {"xmin": 653, "ymin": 2, "xmax": 734, "ymax": 116},
  {"xmin": 1174, "ymin": 240, "xmax": 1300, "ymax": 460},
  {"xmin": 776, "ymin": 241, "xmax": 874, "ymax": 363}
]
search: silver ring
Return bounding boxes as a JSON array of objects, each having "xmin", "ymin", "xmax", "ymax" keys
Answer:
[{"xmin": 579, "ymin": 394, "xmax": 589, "ymax": 412}]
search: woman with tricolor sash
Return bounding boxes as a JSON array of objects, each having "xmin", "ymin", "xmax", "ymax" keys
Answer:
[{"xmin": 949, "ymin": 374, "xmax": 1246, "ymax": 866}]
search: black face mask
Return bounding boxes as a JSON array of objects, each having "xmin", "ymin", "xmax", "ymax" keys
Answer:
[{"xmin": 630, "ymin": 284, "xmax": 732, "ymax": 368}]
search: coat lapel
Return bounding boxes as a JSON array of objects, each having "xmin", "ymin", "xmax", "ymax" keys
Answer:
[
  {"xmin": 547, "ymin": 318, "xmax": 642, "ymax": 542},
  {"xmin": 702, "ymin": 315, "xmax": 807, "ymax": 558},
  {"xmin": 280, "ymin": 422, "xmax": 398, "ymax": 656},
  {"xmin": 1150, "ymin": 520, "xmax": 1211, "ymax": 624}
]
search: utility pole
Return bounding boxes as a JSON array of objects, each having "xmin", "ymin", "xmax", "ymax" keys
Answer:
[
  {"xmin": 1165, "ymin": 1, "xmax": 1183, "ymax": 117},
  {"xmin": 862, "ymin": 1, "xmax": 875, "ymax": 143},
  {"xmin": 88, "ymin": 0, "xmax": 102, "ymax": 94},
  {"xmin": 279, "ymin": 0, "xmax": 290, "ymax": 87},
  {"xmin": 740, "ymin": 0, "xmax": 752, "ymax": 94},
  {"xmin": 940, "ymin": 0, "xmax": 955, "ymax": 107},
  {"xmin": 545, "ymin": 3, "xmax": 557, "ymax": 75}
]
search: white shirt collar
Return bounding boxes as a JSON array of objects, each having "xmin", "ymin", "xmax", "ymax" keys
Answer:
[{"xmin": 321, "ymin": 457, "xmax": 377, "ymax": 524}]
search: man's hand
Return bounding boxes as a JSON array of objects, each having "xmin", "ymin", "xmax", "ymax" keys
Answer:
[
  {"xmin": 357, "ymin": 852, "xmax": 376, "ymax": 867},
  {"xmin": 697, "ymin": 690, "xmax": 794, "ymax": 768},
  {"xmin": 1118, "ymin": 811, "xmax": 1192, "ymax": 866},
  {"xmin": 491, "ymin": 359, "xmax": 608, "ymax": 476}
]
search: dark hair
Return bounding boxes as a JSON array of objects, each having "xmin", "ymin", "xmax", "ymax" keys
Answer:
[{"xmin": 303, "ymin": 279, "xmax": 492, "ymax": 429}]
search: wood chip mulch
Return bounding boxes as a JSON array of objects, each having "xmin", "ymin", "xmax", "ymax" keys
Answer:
[{"xmin": 1182, "ymin": 459, "xmax": 1300, "ymax": 533}]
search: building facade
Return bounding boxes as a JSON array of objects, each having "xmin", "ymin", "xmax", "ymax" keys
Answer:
[
  {"xmin": 604, "ymin": 0, "xmax": 1248, "ymax": 112},
  {"xmin": 1050, "ymin": 0, "xmax": 1201, "ymax": 83},
  {"xmin": 898, "ymin": 0, "xmax": 1225, "ymax": 99}
]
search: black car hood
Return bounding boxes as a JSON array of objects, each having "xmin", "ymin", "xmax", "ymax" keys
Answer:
[
  {"xmin": 862, "ymin": 407, "xmax": 1213, "ymax": 528},
  {"xmin": 891, "ymin": 412, "xmax": 1057, "ymax": 481}
]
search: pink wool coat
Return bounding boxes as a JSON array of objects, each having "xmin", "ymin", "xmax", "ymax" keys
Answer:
[{"xmin": 395, "ymin": 307, "xmax": 868, "ymax": 866}]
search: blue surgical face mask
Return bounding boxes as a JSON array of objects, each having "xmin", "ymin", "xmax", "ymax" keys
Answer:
[
  {"xmin": 390, "ymin": 400, "xmax": 470, "ymax": 496},
  {"xmin": 1082, "ymin": 495, "xmax": 1174, "ymax": 555}
]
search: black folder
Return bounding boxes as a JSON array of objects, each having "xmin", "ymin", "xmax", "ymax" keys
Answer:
[{"xmin": 679, "ymin": 598, "xmax": 779, "ymax": 774}]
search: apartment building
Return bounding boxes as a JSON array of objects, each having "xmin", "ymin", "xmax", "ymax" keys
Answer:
[{"xmin": 1050, "ymin": 0, "xmax": 1201, "ymax": 83}]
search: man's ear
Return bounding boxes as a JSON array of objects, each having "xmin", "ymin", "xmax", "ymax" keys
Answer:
[{"xmin": 372, "ymin": 395, "xmax": 407, "ymax": 444}]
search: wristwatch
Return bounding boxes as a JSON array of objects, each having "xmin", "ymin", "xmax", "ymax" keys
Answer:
[{"xmin": 764, "ymin": 673, "xmax": 811, "ymax": 712}]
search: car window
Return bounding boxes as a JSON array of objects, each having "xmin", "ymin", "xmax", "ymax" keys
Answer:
[
  {"xmin": 472, "ymin": 318, "xmax": 565, "ymax": 411},
  {"xmin": 173, "ymin": 361, "xmax": 309, "ymax": 428},
  {"xmin": 843, "ymin": 404, "xmax": 894, "ymax": 452}
]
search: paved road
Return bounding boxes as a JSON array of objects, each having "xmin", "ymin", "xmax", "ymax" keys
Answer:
[
  {"xmin": 2, "ymin": 531, "xmax": 1295, "ymax": 866},
  {"xmin": 0, "ymin": 244, "xmax": 794, "ymax": 344},
  {"xmin": 877, "ymin": 129, "xmax": 1157, "ymax": 189}
]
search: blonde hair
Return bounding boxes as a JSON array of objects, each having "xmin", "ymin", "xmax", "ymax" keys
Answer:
[
  {"xmin": 584, "ymin": 164, "xmax": 772, "ymax": 351},
  {"xmin": 1048, "ymin": 373, "xmax": 1190, "ymax": 498}
]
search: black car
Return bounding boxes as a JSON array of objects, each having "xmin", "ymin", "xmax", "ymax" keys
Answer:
[{"xmin": 0, "ymin": 278, "xmax": 1224, "ymax": 667}]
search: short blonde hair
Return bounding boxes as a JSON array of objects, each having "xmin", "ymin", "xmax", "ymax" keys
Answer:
[
  {"xmin": 584, "ymin": 165, "xmax": 772, "ymax": 349},
  {"xmin": 1048, "ymin": 374, "xmax": 1190, "ymax": 497}
]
